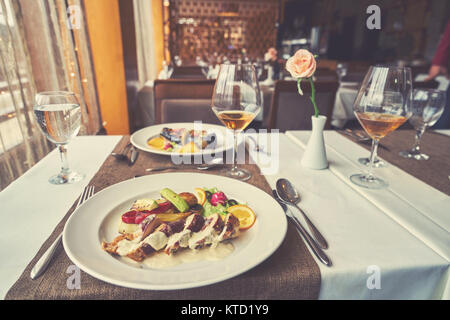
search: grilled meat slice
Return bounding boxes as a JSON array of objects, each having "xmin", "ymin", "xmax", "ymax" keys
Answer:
[
  {"xmin": 103, "ymin": 223, "xmax": 171, "ymax": 261},
  {"xmin": 156, "ymin": 218, "xmax": 190, "ymax": 237},
  {"xmin": 157, "ymin": 223, "xmax": 173, "ymax": 237},
  {"xmin": 165, "ymin": 229, "xmax": 191, "ymax": 255},
  {"xmin": 164, "ymin": 213, "xmax": 206, "ymax": 255},
  {"xmin": 120, "ymin": 214, "xmax": 201, "ymax": 260},
  {"xmin": 126, "ymin": 229, "xmax": 169, "ymax": 261},
  {"xmin": 101, "ymin": 233, "xmax": 135, "ymax": 255},
  {"xmin": 217, "ymin": 213, "xmax": 240, "ymax": 241},
  {"xmin": 167, "ymin": 219, "xmax": 185, "ymax": 234},
  {"xmin": 188, "ymin": 214, "xmax": 224, "ymax": 250},
  {"xmin": 126, "ymin": 243, "xmax": 155, "ymax": 261},
  {"xmin": 184, "ymin": 213, "xmax": 205, "ymax": 232}
]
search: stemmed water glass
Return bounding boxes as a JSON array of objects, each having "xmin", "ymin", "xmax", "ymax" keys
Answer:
[
  {"xmin": 34, "ymin": 91, "xmax": 84, "ymax": 184},
  {"xmin": 399, "ymin": 89, "xmax": 446, "ymax": 160},
  {"xmin": 350, "ymin": 66, "xmax": 412, "ymax": 189},
  {"xmin": 211, "ymin": 64, "xmax": 261, "ymax": 181}
]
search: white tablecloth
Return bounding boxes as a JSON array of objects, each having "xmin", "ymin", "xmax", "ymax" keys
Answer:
[
  {"xmin": 0, "ymin": 136, "xmax": 121, "ymax": 299},
  {"xmin": 1, "ymin": 133, "xmax": 448, "ymax": 299},
  {"xmin": 249, "ymin": 132, "xmax": 449, "ymax": 299}
]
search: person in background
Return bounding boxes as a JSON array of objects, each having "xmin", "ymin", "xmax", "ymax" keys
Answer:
[{"xmin": 425, "ymin": 21, "xmax": 449, "ymax": 128}]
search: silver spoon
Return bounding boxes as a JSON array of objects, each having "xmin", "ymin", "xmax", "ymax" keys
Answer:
[{"xmin": 276, "ymin": 178, "xmax": 328, "ymax": 249}]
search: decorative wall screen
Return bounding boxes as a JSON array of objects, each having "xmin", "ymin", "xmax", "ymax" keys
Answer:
[{"xmin": 168, "ymin": 0, "xmax": 278, "ymax": 63}]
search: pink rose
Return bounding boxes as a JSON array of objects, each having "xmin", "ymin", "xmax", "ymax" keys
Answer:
[{"xmin": 285, "ymin": 49, "xmax": 317, "ymax": 79}]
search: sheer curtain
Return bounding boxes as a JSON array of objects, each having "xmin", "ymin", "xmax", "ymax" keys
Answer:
[
  {"xmin": 0, "ymin": 0, "xmax": 102, "ymax": 190},
  {"xmin": 132, "ymin": 0, "xmax": 158, "ymax": 127},
  {"xmin": 133, "ymin": 0, "xmax": 157, "ymax": 87}
]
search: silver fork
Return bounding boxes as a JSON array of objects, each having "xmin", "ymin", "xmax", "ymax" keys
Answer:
[{"xmin": 30, "ymin": 185, "xmax": 95, "ymax": 280}]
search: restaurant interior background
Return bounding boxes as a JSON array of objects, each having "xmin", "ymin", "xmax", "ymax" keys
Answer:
[{"xmin": 0, "ymin": 0, "xmax": 449, "ymax": 190}]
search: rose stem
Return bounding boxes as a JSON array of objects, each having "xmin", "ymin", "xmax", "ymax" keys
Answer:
[{"xmin": 308, "ymin": 77, "xmax": 319, "ymax": 117}]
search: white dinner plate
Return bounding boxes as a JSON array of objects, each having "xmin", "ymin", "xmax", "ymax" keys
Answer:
[
  {"xmin": 63, "ymin": 172, "xmax": 287, "ymax": 290},
  {"xmin": 130, "ymin": 122, "xmax": 234, "ymax": 156}
]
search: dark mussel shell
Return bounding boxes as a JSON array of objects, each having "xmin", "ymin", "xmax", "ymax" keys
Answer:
[{"xmin": 160, "ymin": 128, "xmax": 182, "ymax": 144}]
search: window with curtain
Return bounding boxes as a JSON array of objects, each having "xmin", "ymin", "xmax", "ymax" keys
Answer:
[{"xmin": 0, "ymin": 0, "xmax": 102, "ymax": 190}]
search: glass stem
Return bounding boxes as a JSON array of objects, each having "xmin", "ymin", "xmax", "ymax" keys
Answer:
[
  {"xmin": 232, "ymin": 130, "xmax": 238, "ymax": 173},
  {"xmin": 367, "ymin": 139, "xmax": 379, "ymax": 180},
  {"xmin": 412, "ymin": 127, "xmax": 425, "ymax": 152},
  {"xmin": 58, "ymin": 145, "xmax": 71, "ymax": 176}
]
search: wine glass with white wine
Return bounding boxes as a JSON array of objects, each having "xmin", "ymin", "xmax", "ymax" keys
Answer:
[
  {"xmin": 211, "ymin": 63, "xmax": 261, "ymax": 181},
  {"xmin": 351, "ymin": 66, "xmax": 412, "ymax": 189},
  {"xmin": 34, "ymin": 91, "xmax": 84, "ymax": 184}
]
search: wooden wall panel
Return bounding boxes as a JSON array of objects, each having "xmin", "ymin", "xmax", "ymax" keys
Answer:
[
  {"xmin": 152, "ymin": 0, "xmax": 165, "ymax": 73},
  {"xmin": 84, "ymin": 0, "xmax": 129, "ymax": 134}
]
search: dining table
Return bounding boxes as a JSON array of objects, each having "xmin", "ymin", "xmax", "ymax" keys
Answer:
[{"xmin": 1, "ymin": 129, "xmax": 449, "ymax": 300}]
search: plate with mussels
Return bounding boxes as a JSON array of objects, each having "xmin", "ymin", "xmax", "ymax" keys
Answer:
[{"xmin": 130, "ymin": 123, "xmax": 234, "ymax": 156}]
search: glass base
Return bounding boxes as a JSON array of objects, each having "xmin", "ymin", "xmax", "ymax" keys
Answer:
[
  {"xmin": 350, "ymin": 173, "xmax": 388, "ymax": 189},
  {"xmin": 358, "ymin": 157, "xmax": 387, "ymax": 168},
  {"xmin": 49, "ymin": 171, "xmax": 85, "ymax": 185},
  {"xmin": 399, "ymin": 150, "xmax": 429, "ymax": 160},
  {"xmin": 225, "ymin": 167, "xmax": 252, "ymax": 181}
]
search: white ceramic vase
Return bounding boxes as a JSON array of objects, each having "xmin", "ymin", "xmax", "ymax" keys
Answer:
[{"xmin": 301, "ymin": 115, "xmax": 328, "ymax": 170}]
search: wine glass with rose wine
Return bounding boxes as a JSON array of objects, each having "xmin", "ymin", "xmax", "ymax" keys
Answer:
[
  {"xmin": 350, "ymin": 66, "xmax": 412, "ymax": 189},
  {"xmin": 211, "ymin": 64, "xmax": 261, "ymax": 181}
]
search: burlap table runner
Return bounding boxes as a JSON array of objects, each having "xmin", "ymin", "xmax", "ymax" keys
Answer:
[
  {"xmin": 6, "ymin": 136, "xmax": 320, "ymax": 300},
  {"xmin": 341, "ymin": 129, "xmax": 450, "ymax": 196}
]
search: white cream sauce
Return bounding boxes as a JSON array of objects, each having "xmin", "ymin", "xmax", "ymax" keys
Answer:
[
  {"xmin": 142, "ymin": 242, "xmax": 234, "ymax": 269},
  {"xmin": 116, "ymin": 238, "xmax": 140, "ymax": 256}
]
